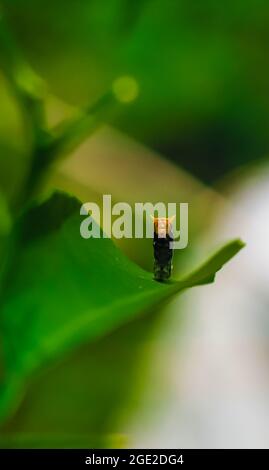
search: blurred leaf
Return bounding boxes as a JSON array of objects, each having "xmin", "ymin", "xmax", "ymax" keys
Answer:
[
  {"xmin": 0, "ymin": 191, "xmax": 244, "ymax": 423},
  {"xmin": 0, "ymin": 311, "xmax": 159, "ymax": 448}
]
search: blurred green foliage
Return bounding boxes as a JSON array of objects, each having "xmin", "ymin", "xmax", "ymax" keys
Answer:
[
  {"xmin": 0, "ymin": 1, "xmax": 246, "ymax": 447},
  {"xmin": 3, "ymin": 0, "xmax": 269, "ymax": 181}
]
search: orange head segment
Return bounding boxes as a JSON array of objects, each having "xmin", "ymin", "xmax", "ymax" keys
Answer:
[{"xmin": 151, "ymin": 216, "xmax": 175, "ymax": 237}]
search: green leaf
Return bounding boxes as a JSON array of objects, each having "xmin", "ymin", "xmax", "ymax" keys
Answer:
[{"xmin": 0, "ymin": 191, "xmax": 244, "ymax": 423}]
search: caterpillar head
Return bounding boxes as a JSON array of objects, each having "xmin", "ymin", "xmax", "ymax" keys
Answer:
[{"xmin": 151, "ymin": 215, "xmax": 175, "ymax": 238}]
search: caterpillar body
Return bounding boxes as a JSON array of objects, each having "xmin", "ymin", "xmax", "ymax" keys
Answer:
[{"xmin": 152, "ymin": 217, "xmax": 174, "ymax": 282}]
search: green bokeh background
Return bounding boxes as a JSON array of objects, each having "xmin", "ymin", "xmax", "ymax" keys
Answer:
[
  {"xmin": 4, "ymin": 0, "xmax": 269, "ymax": 182},
  {"xmin": 0, "ymin": 0, "xmax": 267, "ymax": 448}
]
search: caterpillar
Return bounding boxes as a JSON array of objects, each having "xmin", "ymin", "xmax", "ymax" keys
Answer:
[{"xmin": 152, "ymin": 216, "xmax": 174, "ymax": 282}]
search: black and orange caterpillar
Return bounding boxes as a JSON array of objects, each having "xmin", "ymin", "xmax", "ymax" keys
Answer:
[{"xmin": 152, "ymin": 217, "xmax": 174, "ymax": 282}]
